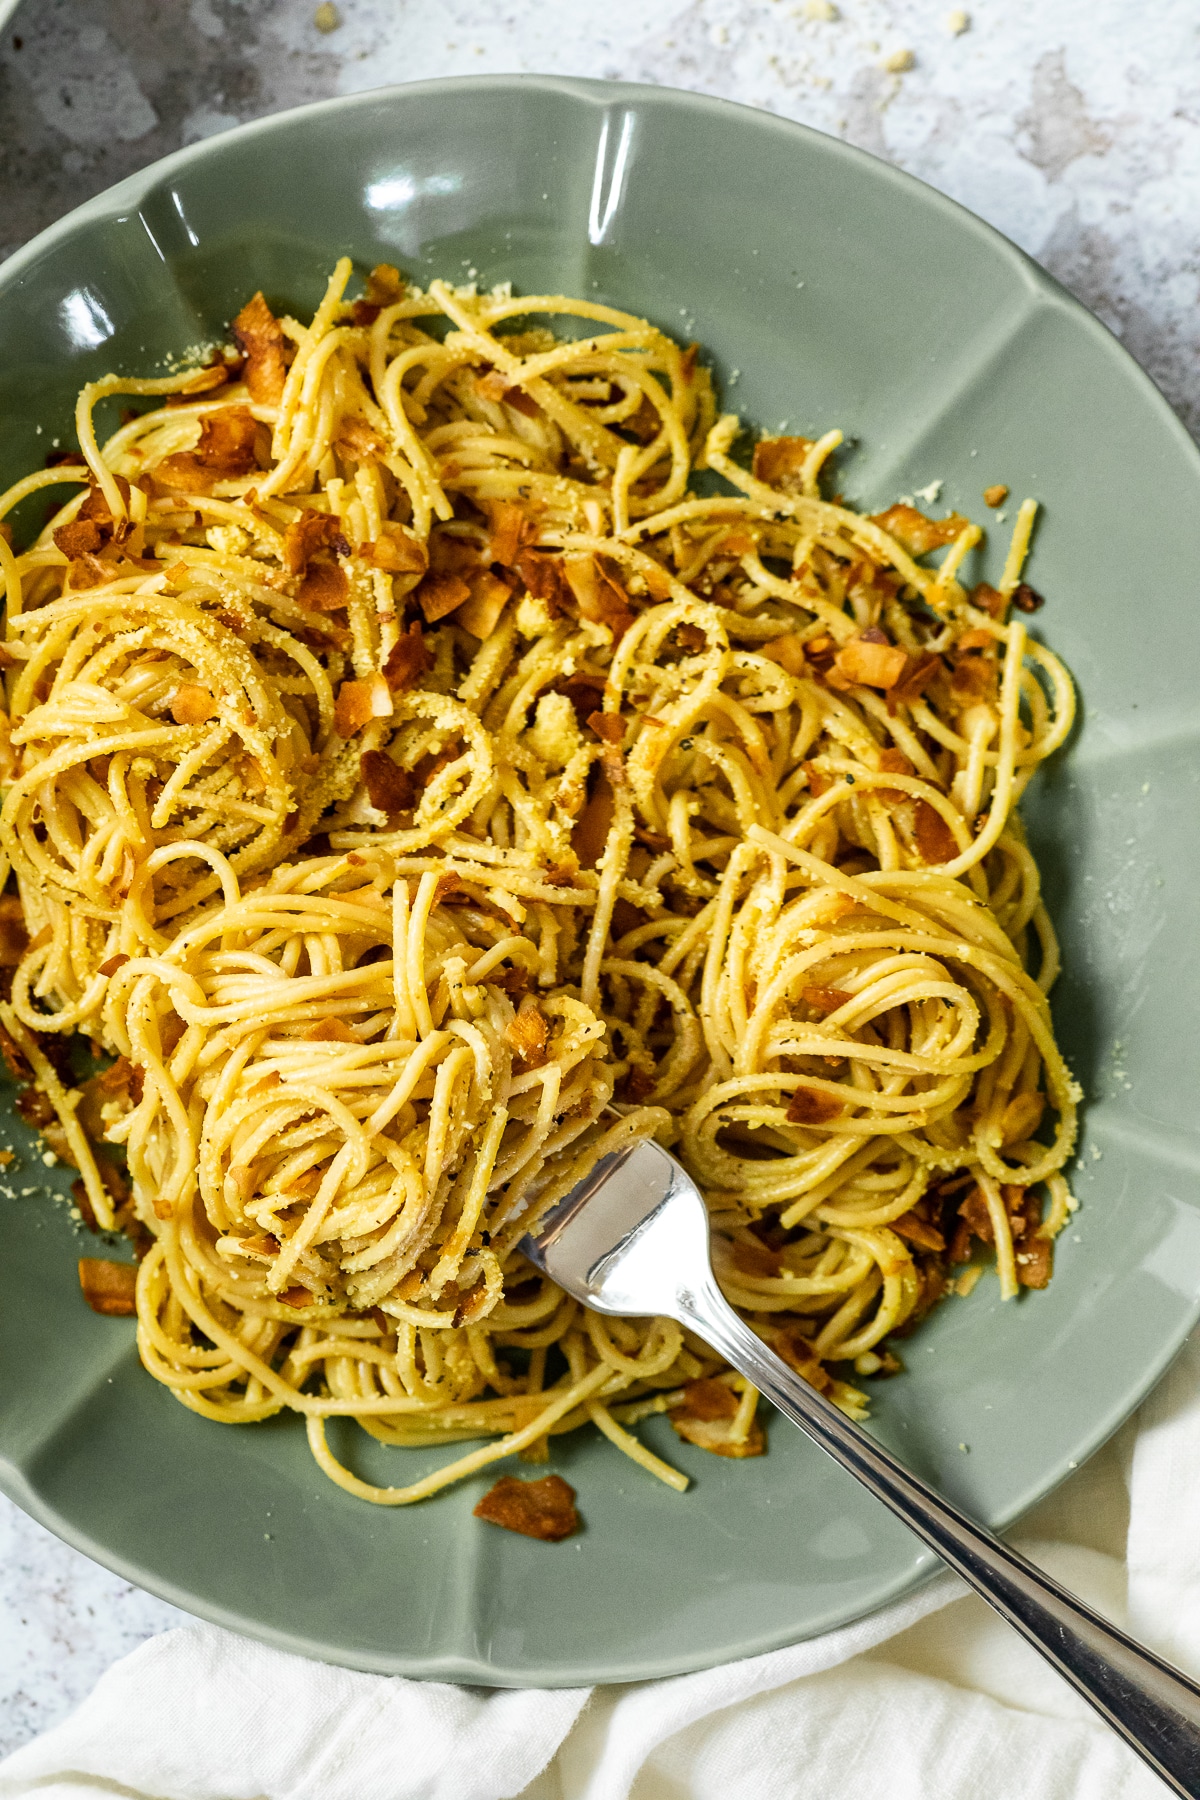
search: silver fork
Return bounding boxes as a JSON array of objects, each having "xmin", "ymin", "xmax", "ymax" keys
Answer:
[{"xmin": 523, "ymin": 1135, "xmax": 1200, "ymax": 1797}]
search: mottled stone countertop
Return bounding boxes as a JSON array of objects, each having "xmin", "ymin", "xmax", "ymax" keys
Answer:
[{"xmin": 1, "ymin": 0, "xmax": 1198, "ymax": 1759}]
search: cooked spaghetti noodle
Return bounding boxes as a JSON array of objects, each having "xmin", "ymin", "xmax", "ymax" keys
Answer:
[{"xmin": 0, "ymin": 260, "xmax": 1079, "ymax": 1504}]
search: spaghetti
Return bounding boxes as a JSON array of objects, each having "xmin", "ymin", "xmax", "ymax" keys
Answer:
[{"xmin": 0, "ymin": 260, "xmax": 1079, "ymax": 1504}]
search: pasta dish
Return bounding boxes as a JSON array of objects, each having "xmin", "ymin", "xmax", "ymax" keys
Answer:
[{"xmin": 0, "ymin": 261, "xmax": 1078, "ymax": 1510}]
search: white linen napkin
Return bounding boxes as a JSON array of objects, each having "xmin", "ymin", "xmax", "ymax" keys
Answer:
[{"xmin": 4, "ymin": 1335, "xmax": 1198, "ymax": 1800}]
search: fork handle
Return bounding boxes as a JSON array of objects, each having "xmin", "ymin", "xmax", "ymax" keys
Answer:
[{"xmin": 681, "ymin": 1282, "xmax": 1200, "ymax": 1798}]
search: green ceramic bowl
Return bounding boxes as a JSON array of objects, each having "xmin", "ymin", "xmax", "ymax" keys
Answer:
[{"xmin": 1, "ymin": 76, "xmax": 1197, "ymax": 1687}]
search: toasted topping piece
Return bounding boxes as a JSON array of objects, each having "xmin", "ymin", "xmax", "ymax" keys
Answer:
[
  {"xmin": 891, "ymin": 1209, "xmax": 945, "ymax": 1253},
  {"xmin": 761, "ymin": 633, "xmax": 807, "ymax": 676},
  {"xmin": 298, "ymin": 562, "xmax": 350, "ymax": 611},
  {"xmin": 0, "ymin": 895, "xmax": 28, "ymax": 967},
  {"xmin": 474, "ymin": 1473, "xmax": 580, "ymax": 1540},
  {"xmin": 360, "ymin": 749, "xmax": 416, "ymax": 813},
  {"xmin": 786, "ymin": 1086, "xmax": 843, "ymax": 1125},
  {"xmin": 1000, "ymin": 1090, "xmax": 1045, "ymax": 1146},
  {"xmin": 457, "ymin": 570, "xmax": 512, "ymax": 639},
  {"xmin": 170, "ymin": 683, "xmax": 218, "ymax": 726},
  {"xmin": 486, "ymin": 499, "xmax": 535, "ymax": 568},
  {"xmin": 801, "ymin": 986, "xmax": 851, "ymax": 1015},
  {"xmin": 154, "ymin": 407, "xmax": 259, "ymax": 493},
  {"xmin": 571, "ymin": 773, "xmax": 615, "ymax": 868},
  {"xmin": 417, "ymin": 571, "xmax": 472, "ymax": 624},
  {"xmin": 983, "ymin": 483, "xmax": 1008, "ymax": 507},
  {"xmin": 305, "ymin": 1018, "xmax": 357, "ymax": 1042},
  {"xmin": 284, "ymin": 508, "xmax": 349, "ymax": 575},
  {"xmin": 334, "ymin": 673, "xmax": 393, "ymax": 737},
  {"xmin": 889, "ymin": 651, "xmax": 943, "ymax": 712},
  {"xmin": 586, "ymin": 709, "xmax": 624, "ymax": 745},
  {"xmin": 911, "ymin": 798, "xmax": 958, "ymax": 866},
  {"xmin": 506, "ymin": 1004, "xmax": 548, "ymax": 1068},
  {"xmin": 1013, "ymin": 582, "xmax": 1045, "ymax": 613},
  {"xmin": 669, "ymin": 1378, "xmax": 764, "ymax": 1458},
  {"xmin": 231, "ymin": 292, "xmax": 290, "ymax": 405},
  {"xmin": 833, "ymin": 632, "xmax": 908, "ymax": 690},
  {"xmin": 79, "ymin": 1257, "xmax": 137, "ymax": 1316},
  {"xmin": 753, "ymin": 434, "xmax": 816, "ymax": 493},
  {"xmin": 382, "ymin": 622, "xmax": 433, "ymax": 693},
  {"xmin": 367, "ymin": 523, "xmax": 427, "ymax": 575},
  {"xmin": 563, "ymin": 554, "xmax": 633, "ymax": 640},
  {"xmin": 871, "ymin": 503, "xmax": 968, "ymax": 556}
]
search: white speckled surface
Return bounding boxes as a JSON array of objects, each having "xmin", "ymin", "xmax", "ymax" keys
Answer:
[{"xmin": 0, "ymin": 0, "xmax": 1196, "ymax": 1758}]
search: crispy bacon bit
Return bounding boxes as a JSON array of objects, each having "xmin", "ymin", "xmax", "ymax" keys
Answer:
[
  {"xmin": 240, "ymin": 1233, "xmax": 280, "ymax": 1257},
  {"xmin": 99, "ymin": 1055, "xmax": 144, "ymax": 1106},
  {"xmin": 956, "ymin": 627, "xmax": 995, "ymax": 651},
  {"xmin": 1013, "ymin": 582, "xmax": 1045, "ymax": 613},
  {"xmin": 489, "ymin": 965, "xmax": 531, "ymax": 998},
  {"xmin": 801, "ymin": 986, "xmax": 851, "ymax": 1015},
  {"xmin": 98, "ymin": 953, "xmax": 129, "ymax": 978},
  {"xmin": 786, "ymin": 1087, "xmax": 843, "ymax": 1125},
  {"xmin": 1014, "ymin": 1191, "xmax": 1052, "ymax": 1288},
  {"xmin": 299, "ymin": 562, "xmax": 350, "ymax": 611},
  {"xmin": 433, "ymin": 872, "xmax": 461, "ymax": 905},
  {"xmin": 983, "ymin": 483, "xmax": 1009, "ymax": 507},
  {"xmin": 365, "ymin": 263, "xmax": 405, "ymax": 307},
  {"xmin": 231, "ymin": 292, "xmax": 290, "ymax": 405},
  {"xmin": 15, "ymin": 1085, "xmax": 53, "ymax": 1129},
  {"xmin": 474, "ymin": 369, "xmax": 508, "ymax": 404},
  {"xmin": 516, "ymin": 550, "xmax": 568, "ymax": 609},
  {"xmin": 870, "ymin": 504, "xmax": 969, "ymax": 556},
  {"xmin": 680, "ymin": 341, "xmax": 699, "ymax": 384},
  {"xmin": 769, "ymin": 1325, "xmax": 833, "ymax": 1393},
  {"xmin": 474, "ymin": 1473, "xmax": 579, "ymax": 1541},
  {"xmin": 760, "ymin": 633, "xmax": 807, "ymax": 677},
  {"xmin": 972, "ymin": 581, "xmax": 1005, "ymax": 618},
  {"xmin": 833, "ymin": 632, "xmax": 908, "ymax": 690},
  {"xmin": 563, "ymin": 554, "xmax": 634, "ymax": 640},
  {"xmin": 0, "ymin": 896, "xmax": 28, "ymax": 968},
  {"xmin": 586, "ymin": 709, "xmax": 624, "ymax": 745},
  {"xmin": 334, "ymin": 416, "xmax": 387, "ymax": 460},
  {"xmin": 0, "ymin": 1024, "xmax": 29, "ymax": 1082},
  {"xmin": 486, "ymin": 500, "xmax": 534, "ymax": 569},
  {"xmin": 78, "ymin": 1257, "xmax": 137, "ymax": 1316},
  {"xmin": 305, "ymin": 1019, "xmax": 357, "ymax": 1043},
  {"xmin": 504, "ymin": 385, "xmax": 541, "ymax": 419},
  {"xmin": 912, "ymin": 798, "xmax": 959, "ymax": 866},
  {"xmin": 334, "ymin": 673, "xmax": 393, "ymax": 738},
  {"xmin": 752, "ymin": 435, "xmax": 815, "ymax": 493},
  {"xmin": 382, "ymin": 623, "xmax": 433, "ymax": 694},
  {"xmin": 170, "ymin": 683, "xmax": 217, "ymax": 726},
  {"xmin": 1001, "ymin": 1090, "xmax": 1045, "ymax": 1146},
  {"xmin": 875, "ymin": 748, "xmax": 914, "ymax": 800},
  {"xmin": 417, "ymin": 571, "xmax": 472, "ymax": 624},
  {"xmin": 280, "ymin": 1285, "xmax": 315, "ymax": 1308},
  {"xmin": 284, "ymin": 508, "xmax": 349, "ymax": 576},
  {"xmin": 360, "ymin": 748, "xmax": 416, "ymax": 813},
  {"xmin": 892, "ymin": 1209, "xmax": 946, "ymax": 1253},
  {"xmin": 154, "ymin": 407, "xmax": 260, "ymax": 493},
  {"xmin": 958, "ymin": 1184, "xmax": 994, "ymax": 1245},
  {"xmin": 732, "ymin": 1238, "xmax": 780, "ymax": 1278},
  {"xmin": 669, "ymin": 1378, "xmax": 764, "ymax": 1458},
  {"xmin": 367, "ymin": 523, "xmax": 427, "ymax": 575},
  {"xmin": 889, "ymin": 651, "xmax": 943, "ymax": 712},
  {"xmin": 506, "ymin": 1005, "xmax": 548, "ymax": 1068},
  {"xmin": 53, "ymin": 516, "xmax": 103, "ymax": 558},
  {"xmin": 457, "ymin": 570, "xmax": 513, "ymax": 638},
  {"xmin": 572, "ymin": 773, "xmax": 615, "ymax": 868}
]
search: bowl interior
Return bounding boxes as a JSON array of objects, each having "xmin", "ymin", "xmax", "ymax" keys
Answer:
[{"xmin": 1, "ymin": 76, "xmax": 1198, "ymax": 1685}]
